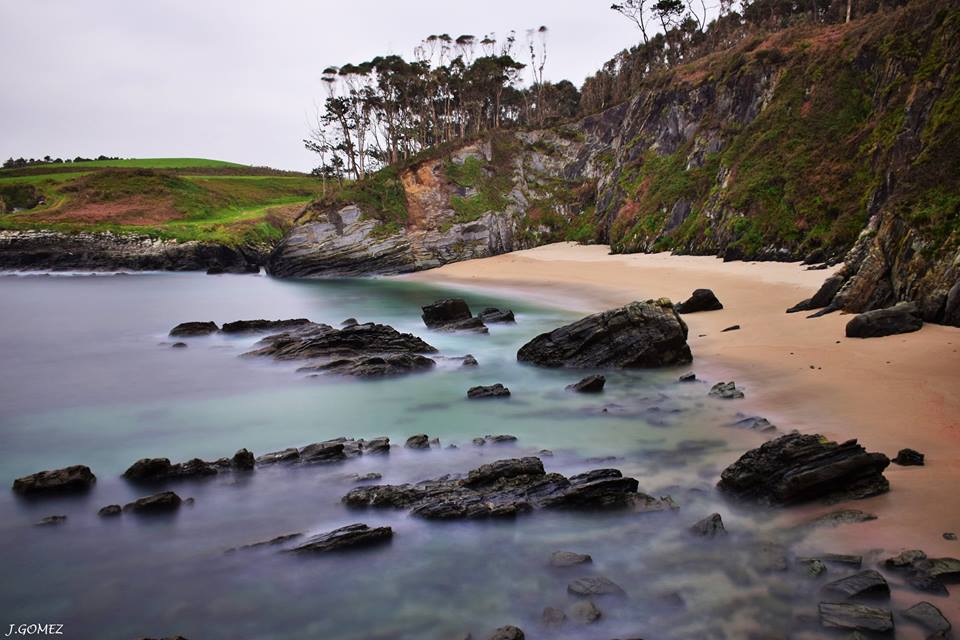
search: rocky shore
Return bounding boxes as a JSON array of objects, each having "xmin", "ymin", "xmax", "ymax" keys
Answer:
[{"xmin": 0, "ymin": 229, "xmax": 263, "ymax": 273}]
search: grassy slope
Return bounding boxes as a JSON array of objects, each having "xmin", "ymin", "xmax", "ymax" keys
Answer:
[{"xmin": 0, "ymin": 159, "xmax": 323, "ymax": 246}]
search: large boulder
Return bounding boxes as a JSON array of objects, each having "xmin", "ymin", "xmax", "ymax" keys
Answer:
[
  {"xmin": 12, "ymin": 465, "xmax": 96, "ymax": 494},
  {"xmin": 421, "ymin": 298, "xmax": 488, "ymax": 332},
  {"xmin": 516, "ymin": 300, "xmax": 692, "ymax": 368},
  {"xmin": 717, "ymin": 433, "xmax": 890, "ymax": 505},
  {"xmin": 287, "ymin": 523, "xmax": 393, "ymax": 553},
  {"xmin": 123, "ymin": 491, "xmax": 183, "ymax": 513},
  {"xmin": 244, "ymin": 322, "xmax": 438, "ymax": 378},
  {"xmin": 845, "ymin": 302, "xmax": 923, "ymax": 338},
  {"xmin": 675, "ymin": 289, "xmax": 723, "ymax": 313},
  {"xmin": 342, "ymin": 457, "xmax": 646, "ymax": 519},
  {"xmin": 169, "ymin": 321, "xmax": 218, "ymax": 337}
]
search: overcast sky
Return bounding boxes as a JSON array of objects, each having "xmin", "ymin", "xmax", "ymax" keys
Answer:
[{"xmin": 0, "ymin": 1, "xmax": 642, "ymax": 171}]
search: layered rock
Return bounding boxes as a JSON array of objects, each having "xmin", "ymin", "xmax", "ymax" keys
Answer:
[
  {"xmin": 342, "ymin": 457, "xmax": 652, "ymax": 519},
  {"xmin": 717, "ymin": 432, "xmax": 890, "ymax": 505},
  {"xmin": 256, "ymin": 437, "xmax": 389, "ymax": 465},
  {"xmin": 517, "ymin": 300, "xmax": 692, "ymax": 368},
  {"xmin": 287, "ymin": 523, "xmax": 393, "ymax": 553},
  {"xmin": 12, "ymin": 465, "xmax": 96, "ymax": 494}
]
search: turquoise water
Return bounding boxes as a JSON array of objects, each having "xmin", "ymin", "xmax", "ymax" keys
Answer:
[{"xmin": 0, "ymin": 273, "xmax": 833, "ymax": 640}]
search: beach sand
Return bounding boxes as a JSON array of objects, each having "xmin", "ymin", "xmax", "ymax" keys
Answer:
[{"xmin": 405, "ymin": 242, "xmax": 960, "ymax": 618}]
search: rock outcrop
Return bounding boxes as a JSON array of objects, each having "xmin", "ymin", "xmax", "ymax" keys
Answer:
[
  {"xmin": 717, "ymin": 432, "xmax": 890, "ymax": 505},
  {"xmin": 287, "ymin": 523, "xmax": 393, "ymax": 553},
  {"xmin": 421, "ymin": 298, "xmax": 487, "ymax": 332},
  {"xmin": 675, "ymin": 289, "xmax": 723, "ymax": 314},
  {"xmin": 342, "ymin": 457, "xmax": 653, "ymax": 519},
  {"xmin": 123, "ymin": 449, "xmax": 255, "ymax": 482},
  {"xmin": 517, "ymin": 300, "xmax": 691, "ymax": 368},
  {"xmin": 12, "ymin": 465, "xmax": 96, "ymax": 494},
  {"xmin": 845, "ymin": 302, "xmax": 924, "ymax": 338}
]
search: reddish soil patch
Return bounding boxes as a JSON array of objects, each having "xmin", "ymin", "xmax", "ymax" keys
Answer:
[{"xmin": 30, "ymin": 196, "xmax": 182, "ymax": 225}]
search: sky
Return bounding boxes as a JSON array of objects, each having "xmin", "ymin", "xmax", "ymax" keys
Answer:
[{"xmin": 0, "ymin": 1, "xmax": 643, "ymax": 172}]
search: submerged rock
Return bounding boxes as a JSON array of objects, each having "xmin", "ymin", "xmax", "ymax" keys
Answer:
[
  {"xmin": 675, "ymin": 289, "xmax": 723, "ymax": 313},
  {"xmin": 486, "ymin": 626, "xmax": 524, "ymax": 640},
  {"xmin": 461, "ymin": 354, "xmax": 479, "ymax": 367},
  {"xmin": 35, "ymin": 515, "xmax": 67, "ymax": 526},
  {"xmin": 708, "ymin": 381, "xmax": 744, "ymax": 399},
  {"xmin": 287, "ymin": 523, "xmax": 393, "ymax": 553},
  {"xmin": 478, "ymin": 307, "xmax": 515, "ymax": 323},
  {"xmin": 421, "ymin": 299, "xmax": 488, "ymax": 333},
  {"xmin": 550, "ymin": 551, "xmax": 592, "ymax": 567},
  {"xmin": 845, "ymin": 302, "xmax": 923, "ymax": 338},
  {"xmin": 893, "ymin": 448, "xmax": 925, "ymax": 466},
  {"xmin": 12, "ymin": 465, "xmax": 96, "ymax": 494},
  {"xmin": 818, "ymin": 603, "xmax": 893, "ymax": 633},
  {"xmin": 678, "ymin": 372, "xmax": 696, "ymax": 382},
  {"xmin": 566, "ymin": 375, "xmax": 606, "ymax": 393},
  {"xmin": 568, "ymin": 600, "xmax": 602, "ymax": 624},
  {"xmin": 567, "ymin": 576, "xmax": 626, "ymax": 597},
  {"xmin": 98, "ymin": 504, "xmax": 122, "ymax": 517},
  {"xmin": 541, "ymin": 607, "xmax": 566, "ymax": 628},
  {"xmin": 516, "ymin": 300, "xmax": 692, "ymax": 368},
  {"xmin": 467, "ymin": 384, "xmax": 511, "ymax": 399},
  {"xmin": 123, "ymin": 491, "xmax": 183, "ymax": 513},
  {"xmin": 169, "ymin": 321, "xmax": 219, "ymax": 337},
  {"xmin": 227, "ymin": 532, "xmax": 304, "ymax": 553},
  {"xmin": 244, "ymin": 322, "xmax": 438, "ymax": 379},
  {"xmin": 717, "ymin": 433, "xmax": 890, "ymax": 505},
  {"xmin": 220, "ymin": 319, "xmax": 312, "ymax": 334},
  {"xmin": 902, "ymin": 601, "xmax": 951, "ymax": 635},
  {"xmin": 730, "ymin": 416, "xmax": 776, "ymax": 432},
  {"xmin": 342, "ymin": 457, "xmax": 644, "ymax": 520},
  {"xmin": 690, "ymin": 513, "xmax": 726, "ymax": 537},
  {"xmin": 821, "ymin": 570, "xmax": 890, "ymax": 600},
  {"xmin": 884, "ymin": 549, "xmax": 927, "ymax": 569},
  {"xmin": 805, "ymin": 509, "xmax": 879, "ymax": 529}
]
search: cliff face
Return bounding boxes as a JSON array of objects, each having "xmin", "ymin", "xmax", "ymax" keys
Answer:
[{"xmin": 270, "ymin": 0, "xmax": 959, "ymax": 324}]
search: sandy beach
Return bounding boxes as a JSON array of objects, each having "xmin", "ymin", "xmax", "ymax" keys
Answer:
[{"xmin": 406, "ymin": 242, "xmax": 960, "ymax": 605}]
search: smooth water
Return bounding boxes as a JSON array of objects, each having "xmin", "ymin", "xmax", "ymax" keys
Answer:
[{"xmin": 0, "ymin": 273, "xmax": 849, "ymax": 640}]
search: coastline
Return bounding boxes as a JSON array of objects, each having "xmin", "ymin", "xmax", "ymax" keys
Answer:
[{"xmin": 404, "ymin": 242, "xmax": 960, "ymax": 600}]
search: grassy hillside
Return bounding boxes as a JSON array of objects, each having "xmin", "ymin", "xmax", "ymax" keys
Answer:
[{"xmin": 0, "ymin": 159, "xmax": 324, "ymax": 246}]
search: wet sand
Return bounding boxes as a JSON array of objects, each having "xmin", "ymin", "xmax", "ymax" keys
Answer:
[{"xmin": 405, "ymin": 242, "xmax": 960, "ymax": 620}]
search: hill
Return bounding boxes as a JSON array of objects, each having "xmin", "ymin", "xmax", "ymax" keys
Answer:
[
  {"xmin": 269, "ymin": 0, "xmax": 959, "ymax": 325},
  {"xmin": 0, "ymin": 159, "xmax": 323, "ymax": 247}
]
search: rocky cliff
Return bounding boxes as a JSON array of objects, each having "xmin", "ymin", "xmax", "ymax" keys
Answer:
[{"xmin": 272, "ymin": 0, "xmax": 958, "ymax": 325}]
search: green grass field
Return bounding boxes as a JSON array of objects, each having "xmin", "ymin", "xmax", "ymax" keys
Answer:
[{"xmin": 0, "ymin": 159, "xmax": 322, "ymax": 246}]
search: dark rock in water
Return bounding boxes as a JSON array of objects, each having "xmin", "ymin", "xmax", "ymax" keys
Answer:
[
  {"xmin": 717, "ymin": 432, "xmax": 890, "ymax": 505},
  {"xmin": 12, "ymin": 465, "xmax": 96, "ymax": 494},
  {"xmin": 244, "ymin": 322, "xmax": 437, "ymax": 379},
  {"xmin": 479, "ymin": 307, "xmax": 515, "ymax": 323},
  {"xmin": 256, "ymin": 448, "xmax": 301, "ymax": 464},
  {"xmin": 805, "ymin": 509, "xmax": 879, "ymax": 529},
  {"xmin": 786, "ymin": 274, "xmax": 845, "ymax": 313},
  {"xmin": 467, "ymin": 384, "xmax": 511, "ymax": 399},
  {"xmin": 206, "ymin": 266, "xmax": 225, "ymax": 275},
  {"xmin": 35, "ymin": 515, "xmax": 67, "ymax": 526},
  {"xmin": 675, "ymin": 289, "xmax": 723, "ymax": 314},
  {"xmin": 721, "ymin": 324, "xmax": 740, "ymax": 332},
  {"xmin": 169, "ymin": 321, "xmax": 219, "ymax": 337},
  {"xmin": 567, "ymin": 576, "xmax": 626, "ymax": 597},
  {"xmin": 227, "ymin": 532, "xmax": 304, "ymax": 553},
  {"xmin": 884, "ymin": 549, "xmax": 927, "ymax": 569},
  {"xmin": 461, "ymin": 354, "xmax": 479, "ymax": 367},
  {"xmin": 912, "ymin": 557, "xmax": 960, "ymax": 581},
  {"xmin": 123, "ymin": 491, "xmax": 182, "ymax": 513},
  {"xmin": 486, "ymin": 626, "xmax": 524, "ymax": 640},
  {"xmin": 798, "ymin": 558, "xmax": 828, "ymax": 577},
  {"xmin": 907, "ymin": 574, "xmax": 949, "ymax": 595},
  {"xmin": 123, "ymin": 457, "xmax": 219, "ymax": 481},
  {"xmin": 362, "ymin": 437, "xmax": 390, "ymax": 455},
  {"xmin": 708, "ymin": 381, "xmax": 744, "ymax": 399},
  {"xmin": 945, "ymin": 532, "xmax": 958, "ymax": 541},
  {"xmin": 483, "ymin": 435, "xmax": 518, "ymax": 444},
  {"xmin": 568, "ymin": 600, "xmax": 602, "ymax": 624},
  {"xmin": 893, "ymin": 448, "xmax": 925, "ymax": 466},
  {"xmin": 516, "ymin": 300, "xmax": 692, "ymax": 368},
  {"xmin": 567, "ymin": 375, "xmax": 606, "ymax": 393},
  {"xmin": 818, "ymin": 603, "xmax": 893, "ymax": 632},
  {"xmin": 550, "ymin": 551, "xmax": 592, "ymax": 567},
  {"xmin": 730, "ymin": 416, "xmax": 776, "ymax": 432},
  {"xmin": 405, "ymin": 434, "xmax": 431, "ymax": 449},
  {"xmin": 231, "ymin": 448, "xmax": 255, "ymax": 470},
  {"xmin": 341, "ymin": 318, "xmax": 358, "ymax": 327},
  {"xmin": 254, "ymin": 437, "xmax": 384, "ymax": 466},
  {"xmin": 171, "ymin": 342, "xmax": 187, "ymax": 349},
  {"xmin": 845, "ymin": 302, "xmax": 923, "ymax": 338},
  {"xmin": 690, "ymin": 513, "xmax": 726, "ymax": 537},
  {"xmin": 541, "ymin": 607, "xmax": 566, "ymax": 627},
  {"xmin": 352, "ymin": 472, "xmax": 382, "ymax": 483},
  {"xmin": 98, "ymin": 504, "xmax": 122, "ymax": 517},
  {"xmin": 902, "ymin": 601, "xmax": 951, "ymax": 634},
  {"xmin": 299, "ymin": 441, "xmax": 347, "ymax": 463},
  {"xmin": 299, "ymin": 353, "xmax": 436, "ymax": 377},
  {"xmin": 343, "ymin": 457, "xmax": 642, "ymax": 519},
  {"xmin": 421, "ymin": 299, "xmax": 488, "ymax": 333},
  {"xmin": 821, "ymin": 570, "xmax": 890, "ymax": 600},
  {"xmin": 288, "ymin": 523, "xmax": 393, "ymax": 553},
  {"xmin": 221, "ymin": 319, "xmax": 312, "ymax": 334},
  {"xmin": 678, "ymin": 372, "xmax": 696, "ymax": 382},
  {"xmin": 472, "ymin": 437, "xmax": 486, "ymax": 446}
]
